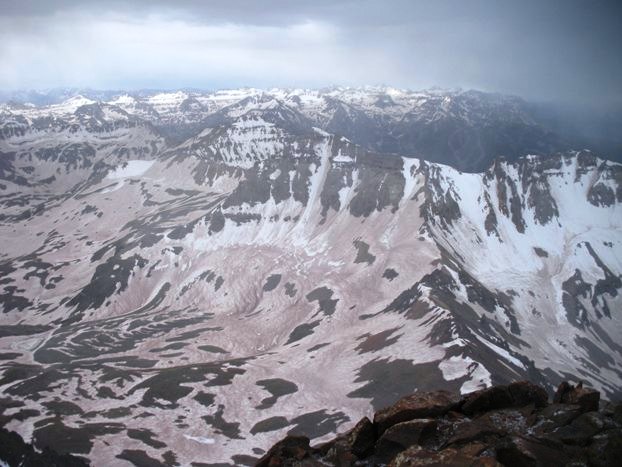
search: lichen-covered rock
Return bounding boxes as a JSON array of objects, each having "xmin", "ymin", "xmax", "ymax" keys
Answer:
[
  {"xmin": 476, "ymin": 406, "xmax": 535, "ymax": 435},
  {"xmin": 445, "ymin": 418, "xmax": 504, "ymax": 447},
  {"xmin": 344, "ymin": 417, "xmax": 376, "ymax": 458},
  {"xmin": 390, "ymin": 444, "xmax": 501, "ymax": 467},
  {"xmin": 255, "ymin": 435, "xmax": 314, "ymax": 467},
  {"xmin": 321, "ymin": 417, "xmax": 376, "ymax": 465},
  {"xmin": 373, "ymin": 390, "xmax": 460, "ymax": 434},
  {"xmin": 322, "ymin": 441, "xmax": 357, "ymax": 467},
  {"xmin": 461, "ymin": 386, "xmax": 514, "ymax": 416},
  {"xmin": 507, "ymin": 381, "xmax": 549, "ymax": 408},
  {"xmin": 554, "ymin": 381, "xmax": 600, "ymax": 413},
  {"xmin": 587, "ymin": 428, "xmax": 622, "ymax": 467},
  {"xmin": 461, "ymin": 381, "xmax": 548, "ymax": 416},
  {"xmin": 532, "ymin": 403, "xmax": 583, "ymax": 435},
  {"xmin": 261, "ymin": 381, "xmax": 618, "ymax": 467},
  {"xmin": 495, "ymin": 435, "xmax": 571, "ymax": 466},
  {"xmin": 545, "ymin": 411, "xmax": 614, "ymax": 446},
  {"xmin": 374, "ymin": 419, "xmax": 437, "ymax": 464}
]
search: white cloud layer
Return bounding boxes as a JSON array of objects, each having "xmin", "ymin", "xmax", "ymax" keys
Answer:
[
  {"xmin": 0, "ymin": 0, "xmax": 620, "ymax": 106},
  {"xmin": 0, "ymin": 13, "xmax": 404, "ymax": 90}
]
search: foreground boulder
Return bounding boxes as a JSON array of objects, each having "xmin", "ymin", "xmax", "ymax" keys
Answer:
[
  {"xmin": 373, "ymin": 390, "xmax": 460, "ymax": 434},
  {"xmin": 255, "ymin": 436, "xmax": 313, "ymax": 467},
  {"xmin": 390, "ymin": 444, "xmax": 501, "ymax": 466},
  {"xmin": 461, "ymin": 381, "xmax": 548, "ymax": 415},
  {"xmin": 374, "ymin": 419, "xmax": 437, "ymax": 464},
  {"xmin": 319, "ymin": 417, "xmax": 376, "ymax": 465},
  {"xmin": 257, "ymin": 381, "xmax": 621, "ymax": 466},
  {"xmin": 554, "ymin": 381, "xmax": 600, "ymax": 413}
]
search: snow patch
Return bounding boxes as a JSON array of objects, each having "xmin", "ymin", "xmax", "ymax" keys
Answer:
[
  {"xmin": 439, "ymin": 355, "xmax": 492, "ymax": 394},
  {"xmin": 401, "ymin": 157, "xmax": 419, "ymax": 202},
  {"xmin": 106, "ymin": 160, "xmax": 155, "ymax": 179},
  {"xmin": 184, "ymin": 434, "xmax": 216, "ymax": 445},
  {"xmin": 476, "ymin": 336, "xmax": 526, "ymax": 370}
]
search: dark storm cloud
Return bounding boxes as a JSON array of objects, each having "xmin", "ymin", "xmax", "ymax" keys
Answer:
[{"xmin": 0, "ymin": 0, "xmax": 620, "ymax": 105}]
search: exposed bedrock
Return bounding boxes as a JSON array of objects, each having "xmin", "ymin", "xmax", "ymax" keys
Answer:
[{"xmin": 258, "ymin": 380, "xmax": 621, "ymax": 467}]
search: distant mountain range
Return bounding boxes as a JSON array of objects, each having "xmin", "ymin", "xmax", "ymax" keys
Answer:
[
  {"xmin": 0, "ymin": 86, "xmax": 620, "ymax": 466},
  {"xmin": 2, "ymin": 86, "xmax": 621, "ymax": 170}
]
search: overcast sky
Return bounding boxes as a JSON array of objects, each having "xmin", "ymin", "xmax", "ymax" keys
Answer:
[{"xmin": 0, "ymin": 0, "xmax": 620, "ymax": 105}]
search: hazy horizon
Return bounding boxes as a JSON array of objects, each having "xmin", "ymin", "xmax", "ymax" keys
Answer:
[{"xmin": 2, "ymin": 85, "xmax": 622, "ymax": 114}]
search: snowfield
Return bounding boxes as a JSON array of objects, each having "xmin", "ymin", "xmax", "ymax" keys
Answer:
[{"xmin": 0, "ymin": 87, "xmax": 620, "ymax": 466}]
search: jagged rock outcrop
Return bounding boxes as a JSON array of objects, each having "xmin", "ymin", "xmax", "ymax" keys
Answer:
[{"xmin": 258, "ymin": 381, "xmax": 621, "ymax": 466}]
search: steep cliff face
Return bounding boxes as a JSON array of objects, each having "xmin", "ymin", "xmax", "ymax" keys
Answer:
[
  {"xmin": 0, "ymin": 91, "xmax": 620, "ymax": 466},
  {"xmin": 418, "ymin": 151, "xmax": 622, "ymax": 399}
]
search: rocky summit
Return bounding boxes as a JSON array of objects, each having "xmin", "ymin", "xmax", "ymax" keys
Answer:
[
  {"xmin": 259, "ymin": 381, "xmax": 622, "ymax": 466},
  {"xmin": 0, "ymin": 87, "xmax": 621, "ymax": 466}
]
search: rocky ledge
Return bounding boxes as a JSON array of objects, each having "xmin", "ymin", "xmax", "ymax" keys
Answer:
[{"xmin": 257, "ymin": 381, "xmax": 622, "ymax": 466}]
